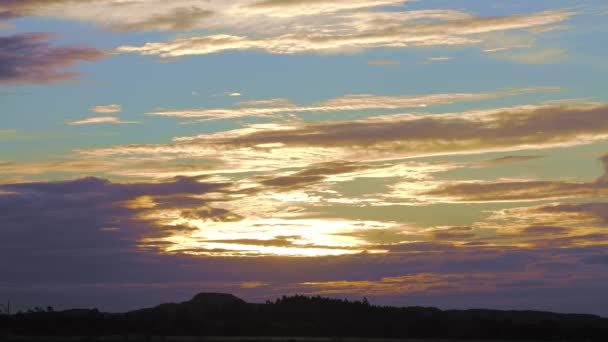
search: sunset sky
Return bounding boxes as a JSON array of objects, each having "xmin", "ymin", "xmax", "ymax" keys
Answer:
[{"xmin": 1, "ymin": 0, "xmax": 608, "ymax": 315}]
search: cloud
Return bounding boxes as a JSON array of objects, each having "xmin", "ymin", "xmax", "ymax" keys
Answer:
[
  {"xmin": 256, "ymin": 161, "xmax": 386, "ymax": 190},
  {"xmin": 521, "ymin": 225, "xmax": 570, "ymax": 235},
  {"xmin": 0, "ymin": 175, "xmax": 232, "ymax": 260},
  {"xmin": 480, "ymin": 32, "xmax": 536, "ymax": 53},
  {"xmin": 0, "ymin": 175, "xmax": 396, "ymax": 257},
  {"xmin": 0, "ymin": 32, "xmax": 103, "ymax": 84},
  {"xmin": 235, "ymin": 98, "xmax": 293, "ymax": 107},
  {"xmin": 419, "ymin": 56, "xmax": 452, "ymax": 65},
  {"xmin": 0, "ymin": 154, "xmax": 227, "ymax": 180},
  {"xmin": 494, "ymin": 48, "xmax": 566, "ymax": 64},
  {"xmin": 597, "ymin": 153, "xmax": 608, "ymax": 185},
  {"xmin": 298, "ymin": 272, "xmax": 538, "ymax": 296},
  {"xmin": 487, "ymin": 202, "xmax": 607, "ymax": 232},
  {"xmin": 0, "ymin": 0, "xmax": 412, "ymax": 34},
  {"xmin": 431, "ymin": 226, "xmax": 475, "ymax": 240},
  {"xmin": 66, "ymin": 117, "xmax": 140, "ymax": 125},
  {"xmin": 246, "ymin": 0, "xmax": 403, "ymax": 14},
  {"xmin": 2, "ymin": 0, "xmax": 607, "ymax": 317},
  {"xmin": 90, "ymin": 104, "xmax": 122, "ymax": 114},
  {"xmin": 474, "ymin": 155, "xmax": 545, "ymax": 167},
  {"xmin": 115, "ymin": 10, "xmax": 573, "ymax": 56},
  {"xmin": 422, "ymin": 152, "xmax": 608, "ymax": 203},
  {"xmin": 2, "ymin": 2, "xmax": 572, "ymax": 61},
  {"xmin": 540, "ymin": 202, "xmax": 608, "ymax": 224},
  {"xmin": 423, "ymin": 180, "xmax": 605, "ymax": 203},
  {"xmin": 1, "ymin": 175, "xmax": 227, "ymax": 198},
  {"xmin": 67, "ymin": 102, "xmax": 608, "ymax": 183},
  {"xmin": 211, "ymin": 91, "xmax": 242, "ymax": 98},
  {"xmin": 112, "ymin": 7, "xmax": 214, "ymax": 32},
  {"xmin": 170, "ymin": 103, "xmax": 608, "ymax": 157},
  {"xmin": 146, "ymin": 87, "xmax": 557, "ymax": 122},
  {"xmin": 2, "ymin": 175, "xmax": 608, "ymax": 314},
  {"xmin": 428, "ymin": 57, "xmax": 451, "ymax": 61}
]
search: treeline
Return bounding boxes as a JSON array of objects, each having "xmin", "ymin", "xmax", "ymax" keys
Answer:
[{"xmin": 1, "ymin": 293, "xmax": 607, "ymax": 340}]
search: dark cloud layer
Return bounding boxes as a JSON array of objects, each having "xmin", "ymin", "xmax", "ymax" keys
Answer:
[
  {"xmin": 1, "ymin": 149, "xmax": 607, "ymax": 315},
  {"xmin": 0, "ymin": 32, "xmax": 102, "ymax": 84},
  {"xmin": 1, "ymin": 176, "xmax": 607, "ymax": 315},
  {"xmin": 0, "ymin": 176, "xmax": 230, "ymax": 255}
]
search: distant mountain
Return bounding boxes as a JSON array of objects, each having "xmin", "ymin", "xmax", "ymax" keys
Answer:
[
  {"xmin": 1, "ymin": 293, "xmax": 607, "ymax": 340},
  {"xmin": 133, "ymin": 293, "xmax": 247, "ymax": 316}
]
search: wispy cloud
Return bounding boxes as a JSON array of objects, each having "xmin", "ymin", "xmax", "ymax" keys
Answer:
[
  {"xmin": 164, "ymin": 103, "xmax": 608, "ymax": 161},
  {"xmin": 67, "ymin": 117, "xmax": 140, "ymax": 125},
  {"xmin": 90, "ymin": 104, "xmax": 122, "ymax": 114},
  {"xmin": 493, "ymin": 48, "xmax": 566, "ymax": 64},
  {"xmin": 147, "ymin": 87, "xmax": 557, "ymax": 122},
  {"xmin": 423, "ymin": 179, "xmax": 607, "ymax": 203},
  {"xmin": 474, "ymin": 155, "xmax": 545, "ymax": 167},
  {"xmin": 116, "ymin": 10, "xmax": 573, "ymax": 57},
  {"xmin": 0, "ymin": 1, "xmax": 421, "ymax": 34},
  {"xmin": 111, "ymin": 7, "xmax": 214, "ymax": 32},
  {"xmin": 2, "ymin": 2, "xmax": 573, "ymax": 64},
  {"xmin": 429, "ymin": 57, "xmax": 451, "ymax": 61},
  {"xmin": 211, "ymin": 91, "xmax": 242, "ymax": 98},
  {"xmin": 54, "ymin": 102, "xmax": 607, "ymax": 184},
  {"xmin": 419, "ymin": 56, "xmax": 452, "ymax": 64}
]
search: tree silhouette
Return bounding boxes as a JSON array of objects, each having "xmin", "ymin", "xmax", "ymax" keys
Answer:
[{"xmin": 0, "ymin": 293, "xmax": 606, "ymax": 340}]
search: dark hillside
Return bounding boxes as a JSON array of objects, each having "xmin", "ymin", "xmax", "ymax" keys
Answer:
[{"xmin": 1, "ymin": 293, "xmax": 607, "ymax": 340}]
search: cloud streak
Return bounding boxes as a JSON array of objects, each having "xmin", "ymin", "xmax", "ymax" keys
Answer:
[
  {"xmin": 116, "ymin": 10, "xmax": 573, "ymax": 56},
  {"xmin": 146, "ymin": 87, "xmax": 557, "ymax": 122},
  {"xmin": 66, "ymin": 117, "xmax": 140, "ymax": 125},
  {"xmin": 474, "ymin": 155, "xmax": 545, "ymax": 167},
  {"xmin": 90, "ymin": 104, "xmax": 122, "ymax": 114},
  {"xmin": 165, "ymin": 103, "xmax": 608, "ymax": 159}
]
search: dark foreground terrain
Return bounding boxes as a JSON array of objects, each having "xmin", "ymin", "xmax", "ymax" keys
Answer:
[{"xmin": 1, "ymin": 293, "xmax": 607, "ymax": 341}]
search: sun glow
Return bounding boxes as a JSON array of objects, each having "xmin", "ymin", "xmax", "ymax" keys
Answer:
[{"xmin": 139, "ymin": 217, "xmax": 393, "ymax": 257}]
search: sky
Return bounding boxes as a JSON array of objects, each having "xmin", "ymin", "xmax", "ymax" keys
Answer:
[{"xmin": 1, "ymin": 0, "xmax": 608, "ymax": 316}]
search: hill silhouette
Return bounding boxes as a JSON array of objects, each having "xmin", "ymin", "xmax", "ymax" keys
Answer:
[{"xmin": 1, "ymin": 293, "xmax": 607, "ymax": 340}]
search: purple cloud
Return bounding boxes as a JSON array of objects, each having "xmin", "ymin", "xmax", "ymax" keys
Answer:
[
  {"xmin": 1, "ymin": 176, "xmax": 608, "ymax": 316},
  {"xmin": 0, "ymin": 32, "xmax": 103, "ymax": 84}
]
